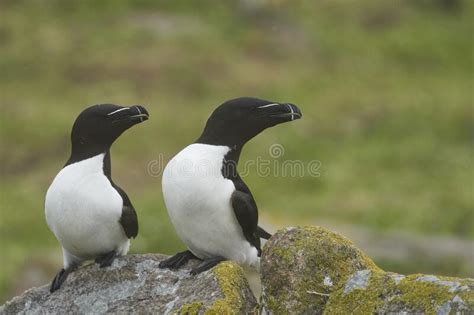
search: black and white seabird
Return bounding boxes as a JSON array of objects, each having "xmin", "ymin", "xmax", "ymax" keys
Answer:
[
  {"xmin": 45, "ymin": 104, "xmax": 149, "ymax": 292},
  {"xmin": 159, "ymin": 97, "xmax": 302, "ymax": 274}
]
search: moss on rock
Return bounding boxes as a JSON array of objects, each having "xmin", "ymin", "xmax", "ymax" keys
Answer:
[
  {"xmin": 261, "ymin": 226, "xmax": 474, "ymax": 314},
  {"xmin": 324, "ymin": 269, "xmax": 386, "ymax": 314},
  {"xmin": 325, "ymin": 272, "xmax": 474, "ymax": 314},
  {"xmin": 175, "ymin": 261, "xmax": 257, "ymax": 315},
  {"xmin": 261, "ymin": 226, "xmax": 380, "ymax": 314},
  {"xmin": 205, "ymin": 261, "xmax": 256, "ymax": 314},
  {"xmin": 179, "ymin": 301, "xmax": 203, "ymax": 315}
]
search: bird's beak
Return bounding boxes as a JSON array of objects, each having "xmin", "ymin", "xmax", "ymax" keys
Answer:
[
  {"xmin": 128, "ymin": 105, "xmax": 149, "ymax": 123},
  {"xmin": 257, "ymin": 103, "xmax": 302, "ymax": 122},
  {"xmin": 108, "ymin": 105, "xmax": 149, "ymax": 124}
]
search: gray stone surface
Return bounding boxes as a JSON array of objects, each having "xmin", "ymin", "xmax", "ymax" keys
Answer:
[
  {"xmin": 343, "ymin": 269, "xmax": 371, "ymax": 294},
  {"xmin": 1, "ymin": 254, "xmax": 257, "ymax": 314}
]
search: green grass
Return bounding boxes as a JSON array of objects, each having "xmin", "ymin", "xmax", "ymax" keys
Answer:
[{"xmin": 1, "ymin": 0, "xmax": 473, "ymax": 302}]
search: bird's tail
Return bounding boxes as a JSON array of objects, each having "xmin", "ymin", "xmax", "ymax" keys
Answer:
[{"xmin": 257, "ymin": 226, "xmax": 272, "ymax": 240}]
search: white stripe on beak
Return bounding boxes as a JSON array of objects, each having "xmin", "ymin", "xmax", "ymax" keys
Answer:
[
  {"xmin": 257, "ymin": 103, "xmax": 279, "ymax": 109},
  {"xmin": 107, "ymin": 107, "xmax": 130, "ymax": 116},
  {"xmin": 288, "ymin": 104, "xmax": 295, "ymax": 121},
  {"xmin": 136, "ymin": 106, "xmax": 143, "ymax": 122}
]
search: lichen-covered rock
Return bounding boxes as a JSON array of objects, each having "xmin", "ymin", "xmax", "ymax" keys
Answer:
[
  {"xmin": 260, "ymin": 226, "xmax": 379, "ymax": 314},
  {"xmin": 261, "ymin": 226, "xmax": 474, "ymax": 315},
  {"xmin": 326, "ymin": 271, "xmax": 474, "ymax": 314},
  {"xmin": 1, "ymin": 254, "xmax": 258, "ymax": 314}
]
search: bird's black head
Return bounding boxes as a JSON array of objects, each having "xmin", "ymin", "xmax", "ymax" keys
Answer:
[
  {"xmin": 69, "ymin": 104, "xmax": 149, "ymax": 162},
  {"xmin": 196, "ymin": 97, "xmax": 302, "ymax": 148}
]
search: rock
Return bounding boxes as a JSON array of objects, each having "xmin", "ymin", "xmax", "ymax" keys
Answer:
[
  {"xmin": 260, "ymin": 225, "xmax": 379, "ymax": 314},
  {"xmin": 261, "ymin": 226, "xmax": 474, "ymax": 314},
  {"xmin": 4, "ymin": 227, "xmax": 473, "ymax": 314},
  {"xmin": 1, "ymin": 254, "xmax": 258, "ymax": 314}
]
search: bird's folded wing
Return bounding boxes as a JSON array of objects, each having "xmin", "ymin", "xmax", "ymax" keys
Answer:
[
  {"xmin": 231, "ymin": 190, "xmax": 261, "ymax": 252},
  {"xmin": 119, "ymin": 205, "xmax": 139, "ymax": 238},
  {"xmin": 113, "ymin": 184, "xmax": 139, "ymax": 239}
]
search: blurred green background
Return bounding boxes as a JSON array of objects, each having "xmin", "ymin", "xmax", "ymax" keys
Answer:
[{"xmin": 1, "ymin": 0, "xmax": 473, "ymax": 303}]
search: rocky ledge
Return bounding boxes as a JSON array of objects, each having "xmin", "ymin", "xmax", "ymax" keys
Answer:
[
  {"xmin": 0, "ymin": 254, "xmax": 257, "ymax": 314},
  {"xmin": 2, "ymin": 226, "xmax": 473, "ymax": 314}
]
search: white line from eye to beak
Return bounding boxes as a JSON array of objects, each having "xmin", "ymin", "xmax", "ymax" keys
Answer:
[
  {"xmin": 257, "ymin": 103, "xmax": 279, "ymax": 109},
  {"xmin": 107, "ymin": 107, "xmax": 130, "ymax": 116}
]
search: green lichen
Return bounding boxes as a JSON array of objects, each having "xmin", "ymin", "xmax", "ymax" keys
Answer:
[
  {"xmin": 324, "ymin": 269, "xmax": 392, "ymax": 314},
  {"xmin": 272, "ymin": 246, "xmax": 294, "ymax": 265},
  {"xmin": 179, "ymin": 302, "xmax": 203, "ymax": 315},
  {"xmin": 205, "ymin": 261, "xmax": 251, "ymax": 315},
  {"xmin": 263, "ymin": 226, "xmax": 474, "ymax": 314},
  {"xmin": 263, "ymin": 226, "xmax": 381, "ymax": 314},
  {"xmin": 458, "ymin": 279, "xmax": 474, "ymax": 307},
  {"xmin": 175, "ymin": 261, "xmax": 255, "ymax": 315},
  {"xmin": 395, "ymin": 274, "xmax": 465, "ymax": 314},
  {"xmin": 324, "ymin": 271, "xmax": 473, "ymax": 314}
]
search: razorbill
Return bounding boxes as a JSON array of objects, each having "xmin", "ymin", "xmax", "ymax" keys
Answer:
[
  {"xmin": 159, "ymin": 97, "xmax": 302, "ymax": 274},
  {"xmin": 45, "ymin": 104, "xmax": 149, "ymax": 292}
]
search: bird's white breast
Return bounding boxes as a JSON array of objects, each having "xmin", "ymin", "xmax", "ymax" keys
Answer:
[
  {"xmin": 45, "ymin": 154, "xmax": 128, "ymax": 261},
  {"xmin": 162, "ymin": 144, "xmax": 258, "ymax": 267}
]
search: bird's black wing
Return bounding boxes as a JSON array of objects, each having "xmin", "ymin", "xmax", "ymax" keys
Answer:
[
  {"xmin": 113, "ymin": 185, "xmax": 139, "ymax": 239},
  {"xmin": 231, "ymin": 189, "xmax": 262, "ymax": 255},
  {"xmin": 102, "ymin": 152, "xmax": 138, "ymax": 238},
  {"xmin": 224, "ymin": 150, "xmax": 272, "ymax": 254}
]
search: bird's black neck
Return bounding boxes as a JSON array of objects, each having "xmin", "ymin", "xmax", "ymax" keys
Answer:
[
  {"xmin": 102, "ymin": 150, "xmax": 112, "ymax": 180},
  {"xmin": 222, "ymin": 146, "xmax": 242, "ymax": 181},
  {"xmin": 196, "ymin": 120, "xmax": 254, "ymax": 150},
  {"xmin": 66, "ymin": 142, "xmax": 111, "ymax": 167},
  {"xmin": 222, "ymin": 145, "xmax": 253, "ymax": 193}
]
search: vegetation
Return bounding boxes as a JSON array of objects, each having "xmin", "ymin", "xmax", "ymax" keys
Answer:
[{"xmin": 0, "ymin": 0, "xmax": 472, "ymax": 302}]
